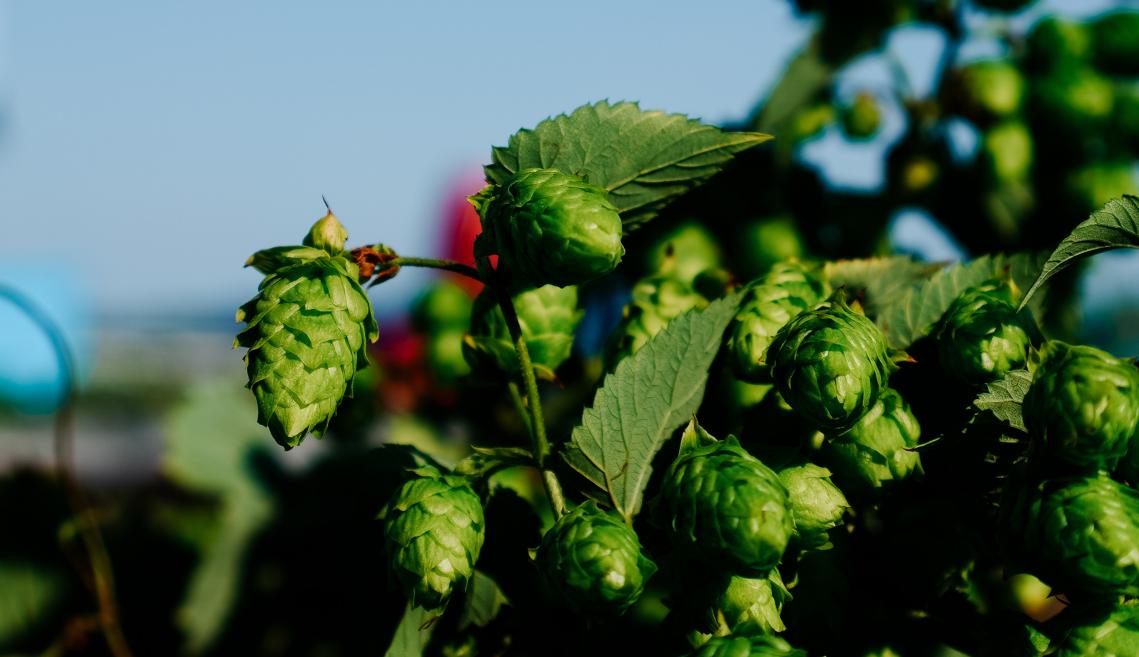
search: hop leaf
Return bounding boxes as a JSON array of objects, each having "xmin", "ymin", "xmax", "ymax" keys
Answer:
[
  {"xmin": 463, "ymin": 284, "xmax": 582, "ymax": 380},
  {"xmin": 727, "ymin": 261, "xmax": 828, "ymax": 383},
  {"xmin": 769, "ymin": 294, "xmax": 896, "ymax": 432},
  {"xmin": 474, "ymin": 168, "xmax": 624, "ymax": 288},
  {"xmin": 606, "ymin": 273, "xmax": 709, "ymax": 366},
  {"xmin": 934, "ymin": 279, "xmax": 1038, "ymax": 385},
  {"xmin": 1024, "ymin": 341, "xmax": 1139, "ymax": 471},
  {"xmin": 689, "ymin": 634, "xmax": 806, "ymax": 657},
  {"xmin": 535, "ymin": 502, "xmax": 656, "ymax": 615},
  {"xmin": 235, "ymin": 254, "xmax": 378, "ymax": 448},
  {"xmin": 821, "ymin": 388, "xmax": 923, "ymax": 495},
  {"xmin": 382, "ymin": 466, "xmax": 486, "ymax": 611},
  {"xmin": 655, "ymin": 435, "xmax": 793, "ymax": 576}
]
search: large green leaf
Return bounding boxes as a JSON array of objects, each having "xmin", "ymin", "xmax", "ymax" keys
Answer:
[
  {"xmin": 164, "ymin": 380, "xmax": 275, "ymax": 655},
  {"xmin": 562, "ymin": 291, "xmax": 744, "ymax": 522},
  {"xmin": 876, "ymin": 253, "xmax": 1044, "ymax": 350},
  {"xmin": 973, "ymin": 369, "xmax": 1033, "ymax": 433},
  {"xmin": 1019, "ymin": 195, "xmax": 1139, "ymax": 310},
  {"xmin": 824, "ymin": 256, "xmax": 943, "ymax": 318},
  {"xmin": 383, "ymin": 604, "xmax": 435, "ymax": 657},
  {"xmin": 485, "ymin": 101, "xmax": 771, "ymax": 230}
]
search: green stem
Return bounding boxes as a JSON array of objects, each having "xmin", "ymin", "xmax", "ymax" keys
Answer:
[
  {"xmin": 476, "ymin": 259, "xmax": 568, "ymax": 518},
  {"xmin": 388, "ymin": 256, "xmax": 481, "ymax": 282}
]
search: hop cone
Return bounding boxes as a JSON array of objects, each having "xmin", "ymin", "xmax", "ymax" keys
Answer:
[
  {"xmin": 607, "ymin": 273, "xmax": 708, "ymax": 364},
  {"xmin": 657, "ymin": 437, "xmax": 793, "ymax": 576},
  {"xmin": 727, "ymin": 261, "xmax": 828, "ymax": 384},
  {"xmin": 382, "ymin": 466, "xmax": 485, "ymax": 610},
  {"xmin": 535, "ymin": 501, "xmax": 656, "ymax": 615},
  {"xmin": 1024, "ymin": 341, "xmax": 1139, "ymax": 471},
  {"xmin": 1021, "ymin": 473, "xmax": 1139, "ymax": 597},
  {"xmin": 645, "ymin": 221, "xmax": 723, "ymax": 284},
  {"xmin": 769, "ymin": 295, "xmax": 896, "ymax": 432},
  {"xmin": 712, "ymin": 568, "xmax": 791, "ymax": 636},
  {"xmin": 934, "ymin": 279, "xmax": 1036, "ymax": 385},
  {"xmin": 776, "ymin": 457, "xmax": 850, "ymax": 550},
  {"xmin": 822, "ymin": 388, "xmax": 922, "ymax": 494},
  {"xmin": 236, "ymin": 251, "xmax": 378, "ymax": 448},
  {"xmin": 463, "ymin": 284, "xmax": 582, "ymax": 380},
  {"xmin": 690, "ymin": 635, "xmax": 805, "ymax": 657},
  {"xmin": 474, "ymin": 168, "xmax": 624, "ymax": 288},
  {"xmin": 411, "ymin": 281, "xmax": 473, "ymax": 334},
  {"xmin": 1047, "ymin": 602, "xmax": 1139, "ymax": 657}
]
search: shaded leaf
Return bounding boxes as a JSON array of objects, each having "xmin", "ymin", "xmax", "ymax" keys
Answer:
[
  {"xmin": 383, "ymin": 604, "xmax": 435, "ymax": 657},
  {"xmin": 973, "ymin": 370, "xmax": 1033, "ymax": 433},
  {"xmin": 485, "ymin": 101, "xmax": 771, "ymax": 230},
  {"xmin": 459, "ymin": 571, "xmax": 508, "ymax": 630},
  {"xmin": 454, "ymin": 446, "xmax": 535, "ymax": 481},
  {"xmin": 0, "ymin": 561, "xmax": 65, "ymax": 649},
  {"xmin": 1019, "ymin": 195, "xmax": 1139, "ymax": 310},
  {"xmin": 824, "ymin": 256, "xmax": 943, "ymax": 318},
  {"xmin": 562, "ymin": 291, "xmax": 744, "ymax": 521}
]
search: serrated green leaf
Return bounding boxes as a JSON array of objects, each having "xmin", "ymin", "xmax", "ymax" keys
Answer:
[
  {"xmin": 876, "ymin": 253, "xmax": 1043, "ymax": 350},
  {"xmin": 485, "ymin": 101, "xmax": 771, "ymax": 231},
  {"xmin": 383, "ymin": 604, "xmax": 435, "ymax": 657},
  {"xmin": 824, "ymin": 256, "xmax": 943, "ymax": 318},
  {"xmin": 1019, "ymin": 195, "xmax": 1139, "ymax": 311},
  {"xmin": 459, "ymin": 571, "xmax": 508, "ymax": 630},
  {"xmin": 974, "ymin": 369, "xmax": 1033, "ymax": 432},
  {"xmin": 562, "ymin": 291, "xmax": 744, "ymax": 521}
]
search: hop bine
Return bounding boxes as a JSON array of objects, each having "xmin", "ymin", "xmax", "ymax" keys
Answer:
[
  {"xmin": 934, "ymin": 279, "xmax": 1037, "ymax": 385},
  {"xmin": 381, "ymin": 466, "xmax": 485, "ymax": 611},
  {"xmin": 235, "ymin": 211, "xmax": 378, "ymax": 448}
]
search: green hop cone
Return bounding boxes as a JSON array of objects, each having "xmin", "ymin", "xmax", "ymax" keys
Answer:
[
  {"xmin": 822, "ymin": 388, "xmax": 922, "ymax": 494},
  {"xmin": 712, "ymin": 568, "xmax": 791, "ymax": 636},
  {"xmin": 982, "ymin": 120, "xmax": 1033, "ymax": 183},
  {"xmin": 1031, "ymin": 67, "xmax": 1115, "ymax": 138},
  {"xmin": 959, "ymin": 59, "xmax": 1025, "ymax": 122},
  {"xmin": 1065, "ymin": 162, "xmax": 1139, "ymax": 215},
  {"xmin": 690, "ymin": 634, "xmax": 805, "ymax": 657},
  {"xmin": 934, "ymin": 279, "xmax": 1037, "ymax": 385},
  {"xmin": 473, "ymin": 168, "xmax": 624, "ymax": 288},
  {"xmin": 606, "ymin": 272, "xmax": 708, "ymax": 365},
  {"xmin": 1023, "ymin": 341, "xmax": 1139, "ymax": 471},
  {"xmin": 382, "ymin": 466, "xmax": 485, "ymax": 610},
  {"xmin": 463, "ymin": 284, "xmax": 582, "ymax": 380},
  {"xmin": 840, "ymin": 92, "xmax": 880, "ymax": 141},
  {"xmin": 1026, "ymin": 17, "xmax": 1091, "ymax": 73},
  {"xmin": 1091, "ymin": 11, "xmax": 1139, "ymax": 76},
  {"xmin": 645, "ymin": 221, "xmax": 723, "ymax": 285},
  {"xmin": 1046, "ymin": 602, "xmax": 1139, "ymax": 657},
  {"xmin": 727, "ymin": 261, "xmax": 828, "ymax": 384},
  {"xmin": 411, "ymin": 281, "xmax": 473, "ymax": 334},
  {"xmin": 656, "ymin": 435, "xmax": 793, "ymax": 576},
  {"xmin": 736, "ymin": 216, "xmax": 806, "ymax": 281},
  {"xmin": 535, "ymin": 501, "xmax": 656, "ymax": 615},
  {"xmin": 776, "ymin": 458, "xmax": 850, "ymax": 551},
  {"xmin": 1021, "ymin": 473, "xmax": 1139, "ymax": 598},
  {"xmin": 769, "ymin": 294, "xmax": 896, "ymax": 433},
  {"xmin": 236, "ymin": 216, "xmax": 378, "ymax": 448}
]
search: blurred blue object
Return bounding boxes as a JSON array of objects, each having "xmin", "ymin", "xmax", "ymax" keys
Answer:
[{"xmin": 0, "ymin": 262, "xmax": 92, "ymax": 414}]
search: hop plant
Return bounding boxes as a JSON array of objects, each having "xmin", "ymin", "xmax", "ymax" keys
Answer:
[
  {"xmin": 769, "ymin": 294, "xmax": 896, "ymax": 433},
  {"xmin": 1023, "ymin": 341, "xmax": 1139, "ymax": 471},
  {"xmin": 463, "ymin": 284, "xmax": 582, "ymax": 380},
  {"xmin": 235, "ymin": 212, "xmax": 378, "ymax": 448},
  {"xmin": 822, "ymin": 388, "xmax": 922, "ymax": 494},
  {"xmin": 645, "ymin": 221, "xmax": 723, "ymax": 285},
  {"xmin": 934, "ymin": 279, "xmax": 1036, "ymax": 385},
  {"xmin": 472, "ymin": 168, "xmax": 624, "ymax": 288},
  {"xmin": 690, "ymin": 634, "xmax": 805, "ymax": 657},
  {"xmin": 656, "ymin": 435, "xmax": 793, "ymax": 576},
  {"xmin": 535, "ymin": 502, "xmax": 656, "ymax": 615},
  {"xmin": 1045, "ymin": 602, "xmax": 1139, "ymax": 657},
  {"xmin": 727, "ymin": 261, "xmax": 828, "ymax": 384},
  {"xmin": 607, "ymin": 273, "xmax": 708, "ymax": 365},
  {"xmin": 775, "ymin": 457, "xmax": 850, "ymax": 551},
  {"xmin": 381, "ymin": 466, "xmax": 485, "ymax": 611},
  {"xmin": 711, "ymin": 568, "xmax": 791, "ymax": 636}
]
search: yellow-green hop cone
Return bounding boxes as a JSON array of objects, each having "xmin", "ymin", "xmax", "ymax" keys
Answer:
[
  {"xmin": 656, "ymin": 436, "xmax": 793, "ymax": 577},
  {"xmin": 690, "ymin": 634, "xmax": 805, "ymax": 657},
  {"xmin": 535, "ymin": 501, "xmax": 656, "ymax": 615},
  {"xmin": 463, "ymin": 284, "xmax": 581, "ymax": 380},
  {"xmin": 645, "ymin": 221, "xmax": 723, "ymax": 285},
  {"xmin": 727, "ymin": 261, "xmax": 828, "ymax": 384},
  {"xmin": 607, "ymin": 273, "xmax": 708, "ymax": 365},
  {"xmin": 711, "ymin": 568, "xmax": 791, "ymax": 636},
  {"xmin": 959, "ymin": 59, "xmax": 1025, "ymax": 122},
  {"xmin": 1024, "ymin": 341, "xmax": 1139, "ymax": 471},
  {"xmin": 474, "ymin": 168, "xmax": 624, "ymax": 288},
  {"xmin": 983, "ymin": 120, "xmax": 1033, "ymax": 183},
  {"xmin": 411, "ymin": 281, "xmax": 473, "ymax": 334},
  {"xmin": 1046, "ymin": 602, "xmax": 1139, "ymax": 657},
  {"xmin": 736, "ymin": 216, "xmax": 806, "ymax": 281},
  {"xmin": 840, "ymin": 92, "xmax": 880, "ymax": 141},
  {"xmin": 775, "ymin": 458, "xmax": 849, "ymax": 551},
  {"xmin": 769, "ymin": 294, "xmax": 896, "ymax": 433},
  {"xmin": 822, "ymin": 388, "xmax": 922, "ymax": 495},
  {"xmin": 934, "ymin": 279, "xmax": 1036, "ymax": 385},
  {"xmin": 235, "ymin": 253, "xmax": 378, "ymax": 449},
  {"xmin": 1022, "ymin": 473, "xmax": 1139, "ymax": 598},
  {"xmin": 382, "ymin": 466, "xmax": 485, "ymax": 611}
]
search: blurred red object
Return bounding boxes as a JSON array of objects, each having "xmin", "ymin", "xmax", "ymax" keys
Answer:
[{"xmin": 439, "ymin": 168, "xmax": 493, "ymax": 295}]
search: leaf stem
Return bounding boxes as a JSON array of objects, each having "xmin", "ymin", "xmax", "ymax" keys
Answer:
[
  {"xmin": 388, "ymin": 256, "xmax": 482, "ymax": 282},
  {"xmin": 477, "ymin": 259, "xmax": 568, "ymax": 518}
]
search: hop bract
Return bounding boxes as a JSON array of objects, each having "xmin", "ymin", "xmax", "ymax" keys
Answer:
[
  {"xmin": 236, "ymin": 235, "xmax": 378, "ymax": 449},
  {"xmin": 382, "ymin": 466, "xmax": 485, "ymax": 611},
  {"xmin": 1023, "ymin": 341, "xmax": 1139, "ymax": 471},
  {"xmin": 475, "ymin": 168, "xmax": 624, "ymax": 288},
  {"xmin": 1022, "ymin": 473, "xmax": 1139, "ymax": 598},
  {"xmin": 934, "ymin": 279, "xmax": 1036, "ymax": 385},
  {"xmin": 727, "ymin": 261, "xmax": 828, "ymax": 383},
  {"xmin": 607, "ymin": 273, "xmax": 708, "ymax": 365},
  {"xmin": 657, "ymin": 437, "xmax": 793, "ymax": 576},
  {"xmin": 690, "ymin": 634, "xmax": 805, "ymax": 657},
  {"xmin": 775, "ymin": 458, "xmax": 849, "ymax": 550},
  {"xmin": 463, "ymin": 284, "xmax": 582, "ymax": 380},
  {"xmin": 769, "ymin": 295, "xmax": 896, "ymax": 433},
  {"xmin": 535, "ymin": 502, "xmax": 656, "ymax": 615},
  {"xmin": 712, "ymin": 568, "xmax": 791, "ymax": 636},
  {"xmin": 822, "ymin": 388, "xmax": 922, "ymax": 494}
]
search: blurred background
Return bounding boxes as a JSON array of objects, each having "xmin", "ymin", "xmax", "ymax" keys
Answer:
[{"xmin": 2, "ymin": 0, "xmax": 1139, "ymax": 655}]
